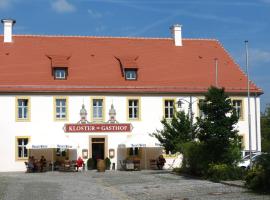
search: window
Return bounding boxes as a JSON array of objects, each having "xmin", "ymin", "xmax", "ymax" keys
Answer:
[
  {"xmin": 232, "ymin": 99, "xmax": 243, "ymax": 120},
  {"xmin": 92, "ymin": 98, "xmax": 104, "ymax": 122},
  {"xmin": 125, "ymin": 69, "xmax": 137, "ymax": 80},
  {"xmin": 128, "ymin": 147, "xmax": 139, "ymax": 156},
  {"xmin": 16, "ymin": 97, "xmax": 30, "ymax": 121},
  {"xmin": 54, "ymin": 68, "xmax": 67, "ymax": 80},
  {"xmin": 127, "ymin": 98, "xmax": 140, "ymax": 120},
  {"xmin": 198, "ymin": 99, "xmax": 206, "ymax": 118},
  {"xmin": 54, "ymin": 97, "xmax": 68, "ymax": 120},
  {"xmin": 16, "ymin": 137, "xmax": 29, "ymax": 160},
  {"xmin": 164, "ymin": 99, "xmax": 175, "ymax": 119}
]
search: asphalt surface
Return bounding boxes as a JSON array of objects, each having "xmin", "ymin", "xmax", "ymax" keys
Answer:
[{"xmin": 0, "ymin": 170, "xmax": 269, "ymax": 200}]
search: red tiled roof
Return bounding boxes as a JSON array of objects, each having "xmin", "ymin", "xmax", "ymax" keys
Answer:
[
  {"xmin": 0, "ymin": 35, "xmax": 262, "ymax": 94},
  {"xmin": 47, "ymin": 55, "xmax": 70, "ymax": 68}
]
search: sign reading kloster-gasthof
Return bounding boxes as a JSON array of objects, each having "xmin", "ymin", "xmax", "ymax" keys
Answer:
[
  {"xmin": 64, "ymin": 104, "xmax": 132, "ymax": 133},
  {"xmin": 64, "ymin": 124, "xmax": 132, "ymax": 133}
]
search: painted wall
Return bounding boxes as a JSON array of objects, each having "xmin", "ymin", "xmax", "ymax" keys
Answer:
[{"xmin": 0, "ymin": 94, "xmax": 261, "ymax": 172}]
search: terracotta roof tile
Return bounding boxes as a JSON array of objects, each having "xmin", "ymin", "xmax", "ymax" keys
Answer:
[{"xmin": 0, "ymin": 35, "xmax": 262, "ymax": 94}]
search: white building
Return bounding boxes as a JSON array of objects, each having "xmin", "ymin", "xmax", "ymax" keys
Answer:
[{"xmin": 0, "ymin": 20, "xmax": 262, "ymax": 172}]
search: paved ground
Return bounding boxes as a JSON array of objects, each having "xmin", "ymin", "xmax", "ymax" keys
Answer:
[{"xmin": 0, "ymin": 170, "xmax": 269, "ymax": 200}]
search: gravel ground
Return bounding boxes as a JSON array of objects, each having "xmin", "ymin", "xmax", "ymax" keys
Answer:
[{"xmin": 0, "ymin": 170, "xmax": 269, "ymax": 200}]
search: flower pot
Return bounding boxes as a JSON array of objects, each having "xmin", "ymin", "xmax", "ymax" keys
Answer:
[{"xmin": 97, "ymin": 159, "xmax": 105, "ymax": 172}]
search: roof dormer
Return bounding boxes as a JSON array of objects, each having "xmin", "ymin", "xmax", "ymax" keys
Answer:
[
  {"xmin": 116, "ymin": 56, "xmax": 139, "ymax": 80},
  {"xmin": 47, "ymin": 55, "xmax": 70, "ymax": 80}
]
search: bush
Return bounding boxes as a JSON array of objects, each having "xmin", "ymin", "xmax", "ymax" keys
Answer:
[
  {"xmin": 87, "ymin": 158, "xmax": 94, "ymax": 170},
  {"xmin": 105, "ymin": 157, "xmax": 111, "ymax": 170},
  {"xmin": 245, "ymin": 154, "xmax": 270, "ymax": 193},
  {"xmin": 207, "ymin": 164, "xmax": 245, "ymax": 182},
  {"xmin": 181, "ymin": 142, "xmax": 207, "ymax": 176}
]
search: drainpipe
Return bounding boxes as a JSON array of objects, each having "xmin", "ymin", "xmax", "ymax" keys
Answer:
[{"xmin": 254, "ymin": 93, "xmax": 258, "ymax": 152}]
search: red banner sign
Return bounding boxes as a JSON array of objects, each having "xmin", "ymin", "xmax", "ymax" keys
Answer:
[{"xmin": 64, "ymin": 123, "xmax": 132, "ymax": 133}]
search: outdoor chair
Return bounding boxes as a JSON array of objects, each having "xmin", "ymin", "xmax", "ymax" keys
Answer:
[
  {"xmin": 119, "ymin": 160, "xmax": 127, "ymax": 171},
  {"xmin": 133, "ymin": 159, "xmax": 140, "ymax": 171},
  {"xmin": 24, "ymin": 162, "xmax": 32, "ymax": 173},
  {"xmin": 149, "ymin": 159, "xmax": 157, "ymax": 170},
  {"xmin": 167, "ymin": 159, "xmax": 176, "ymax": 170}
]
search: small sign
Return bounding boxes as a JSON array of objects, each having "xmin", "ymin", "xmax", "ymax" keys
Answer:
[{"xmin": 64, "ymin": 123, "xmax": 132, "ymax": 133}]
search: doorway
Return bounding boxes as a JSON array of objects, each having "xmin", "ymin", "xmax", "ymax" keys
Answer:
[{"xmin": 90, "ymin": 137, "xmax": 107, "ymax": 169}]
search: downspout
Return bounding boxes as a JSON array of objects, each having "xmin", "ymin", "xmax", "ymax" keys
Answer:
[{"xmin": 254, "ymin": 93, "xmax": 258, "ymax": 152}]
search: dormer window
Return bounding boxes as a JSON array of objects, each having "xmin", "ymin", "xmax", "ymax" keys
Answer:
[
  {"xmin": 47, "ymin": 55, "xmax": 70, "ymax": 80},
  {"xmin": 125, "ymin": 69, "xmax": 137, "ymax": 80},
  {"xmin": 115, "ymin": 56, "xmax": 139, "ymax": 80},
  {"xmin": 54, "ymin": 68, "xmax": 67, "ymax": 80}
]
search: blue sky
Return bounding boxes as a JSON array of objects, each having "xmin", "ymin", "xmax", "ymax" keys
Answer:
[{"xmin": 1, "ymin": 0, "xmax": 269, "ymax": 111}]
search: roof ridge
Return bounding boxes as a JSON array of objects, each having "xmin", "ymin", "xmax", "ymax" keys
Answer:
[
  {"xmin": 1, "ymin": 34, "xmax": 218, "ymax": 41},
  {"xmin": 216, "ymin": 41, "xmax": 262, "ymax": 91},
  {"xmin": 11, "ymin": 34, "xmax": 172, "ymax": 40}
]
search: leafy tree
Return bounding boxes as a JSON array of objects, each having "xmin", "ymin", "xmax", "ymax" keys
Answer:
[
  {"xmin": 196, "ymin": 86, "xmax": 241, "ymax": 166},
  {"xmin": 261, "ymin": 104, "xmax": 270, "ymax": 153},
  {"xmin": 152, "ymin": 110, "xmax": 195, "ymax": 154}
]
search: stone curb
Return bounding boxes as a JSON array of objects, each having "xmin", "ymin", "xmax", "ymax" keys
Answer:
[
  {"xmin": 170, "ymin": 171, "xmax": 245, "ymax": 188},
  {"xmin": 219, "ymin": 180, "xmax": 245, "ymax": 188}
]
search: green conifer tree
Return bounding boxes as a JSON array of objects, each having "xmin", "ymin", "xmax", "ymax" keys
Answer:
[
  {"xmin": 152, "ymin": 110, "xmax": 195, "ymax": 154},
  {"xmin": 197, "ymin": 86, "xmax": 241, "ymax": 165},
  {"xmin": 261, "ymin": 104, "xmax": 270, "ymax": 153}
]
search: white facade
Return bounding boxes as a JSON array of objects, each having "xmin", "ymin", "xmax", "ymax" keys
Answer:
[{"xmin": 0, "ymin": 94, "xmax": 261, "ymax": 172}]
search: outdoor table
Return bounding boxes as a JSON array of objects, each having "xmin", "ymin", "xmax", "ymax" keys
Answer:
[{"xmin": 126, "ymin": 160, "xmax": 134, "ymax": 170}]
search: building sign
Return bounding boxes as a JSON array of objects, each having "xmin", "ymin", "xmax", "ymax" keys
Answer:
[
  {"xmin": 63, "ymin": 104, "xmax": 132, "ymax": 133},
  {"xmin": 64, "ymin": 123, "xmax": 132, "ymax": 133}
]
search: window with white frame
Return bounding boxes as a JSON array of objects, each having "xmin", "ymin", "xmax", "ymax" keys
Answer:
[
  {"xmin": 125, "ymin": 69, "xmax": 137, "ymax": 80},
  {"xmin": 55, "ymin": 99, "xmax": 67, "ymax": 119},
  {"xmin": 17, "ymin": 99, "xmax": 29, "ymax": 119},
  {"xmin": 93, "ymin": 99, "xmax": 103, "ymax": 121},
  {"xmin": 232, "ymin": 100, "xmax": 243, "ymax": 120},
  {"xmin": 54, "ymin": 68, "xmax": 67, "ymax": 80},
  {"xmin": 17, "ymin": 137, "xmax": 29, "ymax": 159},
  {"xmin": 164, "ymin": 100, "xmax": 175, "ymax": 119},
  {"xmin": 128, "ymin": 99, "xmax": 139, "ymax": 119}
]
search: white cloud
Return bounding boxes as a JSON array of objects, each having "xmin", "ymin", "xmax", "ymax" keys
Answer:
[
  {"xmin": 87, "ymin": 9, "xmax": 103, "ymax": 18},
  {"xmin": 261, "ymin": 0, "xmax": 270, "ymax": 3},
  {"xmin": 51, "ymin": 0, "xmax": 76, "ymax": 13},
  {"xmin": 0, "ymin": 0, "xmax": 15, "ymax": 9},
  {"xmin": 250, "ymin": 49, "xmax": 270, "ymax": 64},
  {"xmin": 95, "ymin": 25, "xmax": 106, "ymax": 33}
]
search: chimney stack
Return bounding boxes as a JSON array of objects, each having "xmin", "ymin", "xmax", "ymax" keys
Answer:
[
  {"xmin": 1, "ymin": 19, "xmax": 16, "ymax": 43},
  {"xmin": 171, "ymin": 24, "xmax": 182, "ymax": 46}
]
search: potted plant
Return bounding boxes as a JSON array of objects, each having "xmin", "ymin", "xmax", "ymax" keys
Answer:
[
  {"xmin": 87, "ymin": 158, "xmax": 94, "ymax": 170},
  {"xmin": 105, "ymin": 157, "xmax": 111, "ymax": 170}
]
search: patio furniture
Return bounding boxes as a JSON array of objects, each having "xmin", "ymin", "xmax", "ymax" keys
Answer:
[
  {"xmin": 149, "ymin": 159, "xmax": 157, "ymax": 170},
  {"xmin": 25, "ymin": 162, "xmax": 32, "ymax": 173},
  {"xmin": 133, "ymin": 159, "xmax": 140, "ymax": 171},
  {"xmin": 126, "ymin": 160, "xmax": 134, "ymax": 170},
  {"xmin": 119, "ymin": 160, "xmax": 127, "ymax": 170},
  {"xmin": 167, "ymin": 158, "xmax": 176, "ymax": 170}
]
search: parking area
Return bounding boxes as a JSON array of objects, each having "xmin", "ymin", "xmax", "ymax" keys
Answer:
[{"xmin": 0, "ymin": 170, "xmax": 269, "ymax": 200}]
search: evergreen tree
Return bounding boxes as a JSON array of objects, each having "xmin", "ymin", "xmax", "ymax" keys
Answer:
[
  {"xmin": 261, "ymin": 104, "xmax": 270, "ymax": 152},
  {"xmin": 196, "ymin": 86, "xmax": 241, "ymax": 165},
  {"xmin": 152, "ymin": 110, "xmax": 195, "ymax": 154}
]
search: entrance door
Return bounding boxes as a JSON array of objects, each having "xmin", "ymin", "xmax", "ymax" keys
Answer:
[
  {"xmin": 91, "ymin": 138, "xmax": 105, "ymax": 168},
  {"xmin": 92, "ymin": 143, "xmax": 104, "ymax": 160}
]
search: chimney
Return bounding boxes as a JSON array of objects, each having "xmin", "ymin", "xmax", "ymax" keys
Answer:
[
  {"xmin": 1, "ymin": 19, "xmax": 16, "ymax": 43},
  {"xmin": 171, "ymin": 24, "xmax": 182, "ymax": 46}
]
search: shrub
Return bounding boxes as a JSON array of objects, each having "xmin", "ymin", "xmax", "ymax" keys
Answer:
[
  {"xmin": 105, "ymin": 157, "xmax": 111, "ymax": 170},
  {"xmin": 181, "ymin": 142, "xmax": 207, "ymax": 176},
  {"xmin": 207, "ymin": 164, "xmax": 245, "ymax": 182},
  {"xmin": 245, "ymin": 154, "xmax": 270, "ymax": 193},
  {"xmin": 87, "ymin": 158, "xmax": 94, "ymax": 170}
]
